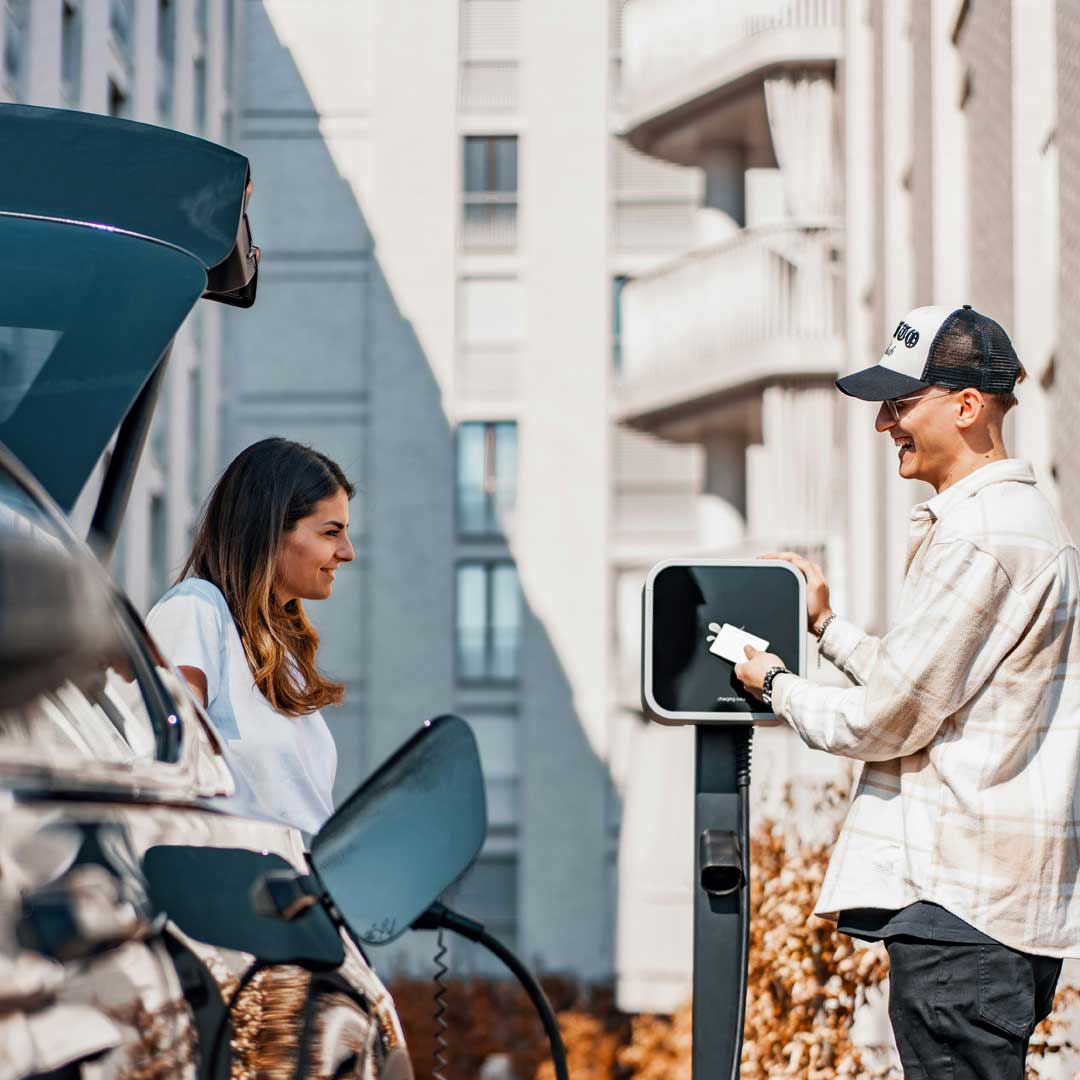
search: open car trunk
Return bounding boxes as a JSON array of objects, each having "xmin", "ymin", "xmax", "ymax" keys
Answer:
[{"xmin": 0, "ymin": 104, "xmax": 258, "ymax": 552}]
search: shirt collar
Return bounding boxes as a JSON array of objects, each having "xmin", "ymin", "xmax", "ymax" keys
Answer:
[{"xmin": 914, "ymin": 459, "xmax": 1038, "ymax": 522}]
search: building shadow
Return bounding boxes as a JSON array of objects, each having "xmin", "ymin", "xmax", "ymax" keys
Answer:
[{"xmin": 220, "ymin": 2, "xmax": 617, "ymax": 986}]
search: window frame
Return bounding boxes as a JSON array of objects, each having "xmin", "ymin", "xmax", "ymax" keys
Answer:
[
  {"xmin": 455, "ymin": 419, "xmax": 517, "ymax": 539},
  {"xmin": 454, "ymin": 558, "xmax": 522, "ymax": 686}
]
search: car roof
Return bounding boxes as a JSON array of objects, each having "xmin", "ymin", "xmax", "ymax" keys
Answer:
[{"xmin": 0, "ymin": 105, "xmax": 257, "ymax": 544}]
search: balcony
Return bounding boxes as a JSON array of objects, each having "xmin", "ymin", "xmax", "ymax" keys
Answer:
[
  {"xmin": 617, "ymin": 223, "xmax": 843, "ymax": 434},
  {"xmin": 621, "ymin": 0, "xmax": 842, "ymax": 166},
  {"xmin": 462, "ymin": 192, "xmax": 518, "ymax": 250}
]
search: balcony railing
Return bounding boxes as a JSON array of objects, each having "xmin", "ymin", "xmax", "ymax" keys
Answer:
[
  {"xmin": 618, "ymin": 223, "xmax": 842, "ymax": 418},
  {"xmin": 459, "ymin": 60, "xmax": 519, "ymax": 112},
  {"xmin": 622, "ymin": 0, "xmax": 842, "ymax": 133},
  {"xmin": 462, "ymin": 193, "xmax": 518, "ymax": 250}
]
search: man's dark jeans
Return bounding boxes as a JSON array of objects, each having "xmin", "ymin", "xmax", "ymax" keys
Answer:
[{"xmin": 886, "ymin": 937, "xmax": 1062, "ymax": 1079}]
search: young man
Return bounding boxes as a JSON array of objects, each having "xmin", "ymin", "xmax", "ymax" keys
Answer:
[{"xmin": 734, "ymin": 305, "xmax": 1078, "ymax": 1079}]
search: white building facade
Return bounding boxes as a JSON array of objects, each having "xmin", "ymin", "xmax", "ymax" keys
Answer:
[{"xmin": 612, "ymin": 0, "xmax": 1076, "ymax": 1026}]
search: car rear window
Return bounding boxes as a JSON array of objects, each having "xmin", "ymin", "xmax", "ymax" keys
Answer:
[{"xmin": 0, "ymin": 214, "xmax": 205, "ymax": 511}]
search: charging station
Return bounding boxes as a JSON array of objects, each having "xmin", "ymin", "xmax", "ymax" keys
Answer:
[{"xmin": 642, "ymin": 559, "xmax": 806, "ymax": 1079}]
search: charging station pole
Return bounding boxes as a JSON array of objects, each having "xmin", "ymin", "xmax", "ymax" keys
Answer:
[
  {"xmin": 693, "ymin": 725, "xmax": 750, "ymax": 1079},
  {"xmin": 642, "ymin": 559, "xmax": 804, "ymax": 1080}
]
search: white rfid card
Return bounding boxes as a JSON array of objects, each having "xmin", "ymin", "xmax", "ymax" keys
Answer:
[{"xmin": 707, "ymin": 623, "xmax": 770, "ymax": 665}]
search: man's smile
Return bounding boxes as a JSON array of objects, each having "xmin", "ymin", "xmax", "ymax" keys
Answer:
[{"xmin": 892, "ymin": 433, "xmax": 916, "ymax": 458}]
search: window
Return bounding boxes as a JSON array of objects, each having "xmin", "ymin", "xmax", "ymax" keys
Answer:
[
  {"xmin": 109, "ymin": 0, "xmax": 133, "ymax": 66},
  {"xmin": 108, "ymin": 78, "xmax": 128, "ymax": 118},
  {"xmin": 468, "ymin": 712, "xmax": 518, "ymax": 828},
  {"xmin": 458, "ymin": 0, "xmax": 519, "ymax": 112},
  {"xmin": 456, "ymin": 561, "xmax": 521, "ymax": 682},
  {"xmin": 157, "ymin": 0, "xmax": 175, "ymax": 122},
  {"xmin": 443, "ymin": 854, "xmax": 518, "ymax": 961},
  {"xmin": 612, "ymin": 275, "xmax": 629, "ymax": 370},
  {"xmin": 149, "ymin": 493, "xmax": 167, "ymax": 604},
  {"xmin": 3, "ymin": 0, "xmax": 28, "ymax": 99},
  {"xmin": 463, "ymin": 135, "xmax": 518, "ymax": 249},
  {"xmin": 457, "ymin": 421, "xmax": 516, "ymax": 536},
  {"xmin": 188, "ymin": 366, "xmax": 203, "ymax": 504},
  {"xmin": 194, "ymin": 55, "xmax": 207, "ymax": 132},
  {"xmin": 61, "ymin": 1, "xmax": 82, "ymax": 107}
]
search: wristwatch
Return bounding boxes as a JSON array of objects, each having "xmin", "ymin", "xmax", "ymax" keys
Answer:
[{"xmin": 761, "ymin": 665, "xmax": 790, "ymax": 707}]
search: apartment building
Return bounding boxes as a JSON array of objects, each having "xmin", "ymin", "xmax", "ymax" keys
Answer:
[
  {"xmin": 0, "ymin": 0, "xmax": 239, "ymax": 610},
  {"xmin": 611, "ymin": 0, "xmax": 852, "ymax": 1012},
  {"xmin": 613, "ymin": 0, "xmax": 1075, "ymax": 1018},
  {"xmin": 844, "ymin": 0, "xmax": 1060, "ymax": 619}
]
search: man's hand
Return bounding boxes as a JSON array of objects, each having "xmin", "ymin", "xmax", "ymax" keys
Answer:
[
  {"xmin": 734, "ymin": 645, "xmax": 787, "ymax": 702},
  {"xmin": 761, "ymin": 551, "xmax": 833, "ymax": 633}
]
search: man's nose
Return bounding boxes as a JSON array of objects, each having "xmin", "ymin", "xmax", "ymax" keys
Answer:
[{"xmin": 875, "ymin": 403, "xmax": 894, "ymax": 432}]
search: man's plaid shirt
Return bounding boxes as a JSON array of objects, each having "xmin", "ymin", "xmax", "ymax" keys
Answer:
[{"xmin": 771, "ymin": 459, "xmax": 1080, "ymax": 956}]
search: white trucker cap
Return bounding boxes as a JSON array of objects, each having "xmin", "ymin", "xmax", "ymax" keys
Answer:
[{"xmin": 835, "ymin": 304, "xmax": 1022, "ymax": 401}]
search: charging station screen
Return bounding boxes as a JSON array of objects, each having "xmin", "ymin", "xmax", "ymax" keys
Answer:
[{"xmin": 650, "ymin": 564, "xmax": 802, "ymax": 716}]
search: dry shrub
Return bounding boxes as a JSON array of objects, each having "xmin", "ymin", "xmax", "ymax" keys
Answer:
[
  {"xmin": 388, "ymin": 974, "xmax": 626, "ymax": 1080},
  {"xmin": 608, "ymin": 783, "xmax": 893, "ymax": 1080},
  {"xmin": 393, "ymin": 782, "xmax": 1080, "ymax": 1079},
  {"xmin": 741, "ymin": 817, "xmax": 891, "ymax": 1078},
  {"xmin": 1027, "ymin": 983, "xmax": 1080, "ymax": 1078}
]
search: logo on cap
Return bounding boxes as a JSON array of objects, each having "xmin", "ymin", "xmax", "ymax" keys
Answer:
[{"xmin": 894, "ymin": 321, "xmax": 920, "ymax": 349}]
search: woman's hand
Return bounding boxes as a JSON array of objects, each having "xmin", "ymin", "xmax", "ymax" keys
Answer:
[
  {"xmin": 760, "ymin": 551, "xmax": 833, "ymax": 634},
  {"xmin": 734, "ymin": 645, "xmax": 787, "ymax": 701}
]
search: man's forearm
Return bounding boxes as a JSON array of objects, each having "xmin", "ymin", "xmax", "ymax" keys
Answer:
[{"xmin": 818, "ymin": 615, "xmax": 882, "ymax": 686}]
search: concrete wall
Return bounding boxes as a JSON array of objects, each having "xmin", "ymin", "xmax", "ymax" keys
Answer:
[
  {"xmin": 956, "ymin": 0, "xmax": 1014, "ymax": 325},
  {"xmin": 1056, "ymin": 0, "xmax": 1080, "ymax": 539}
]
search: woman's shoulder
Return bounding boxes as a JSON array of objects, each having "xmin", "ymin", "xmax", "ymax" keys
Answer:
[{"xmin": 149, "ymin": 577, "xmax": 231, "ymax": 625}]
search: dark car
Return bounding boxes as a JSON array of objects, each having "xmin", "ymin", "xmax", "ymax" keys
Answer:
[{"xmin": 0, "ymin": 104, "xmax": 445, "ymax": 1080}]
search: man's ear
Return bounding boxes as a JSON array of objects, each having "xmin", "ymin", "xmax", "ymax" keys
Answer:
[{"xmin": 955, "ymin": 388, "xmax": 986, "ymax": 430}]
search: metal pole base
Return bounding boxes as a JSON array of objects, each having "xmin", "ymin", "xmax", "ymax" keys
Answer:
[{"xmin": 692, "ymin": 725, "xmax": 751, "ymax": 1080}]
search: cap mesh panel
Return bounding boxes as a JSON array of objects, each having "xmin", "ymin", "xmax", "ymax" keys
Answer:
[{"xmin": 922, "ymin": 308, "xmax": 1020, "ymax": 392}]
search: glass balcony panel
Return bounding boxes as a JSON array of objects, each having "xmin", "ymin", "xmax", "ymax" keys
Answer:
[
  {"xmin": 489, "ymin": 563, "xmax": 521, "ymax": 679},
  {"xmin": 456, "ymin": 564, "xmax": 488, "ymax": 680},
  {"xmin": 457, "ymin": 423, "xmax": 491, "ymax": 534},
  {"xmin": 462, "ymin": 195, "xmax": 518, "ymax": 250},
  {"xmin": 492, "ymin": 423, "xmax": 517, "ymax": 525}
]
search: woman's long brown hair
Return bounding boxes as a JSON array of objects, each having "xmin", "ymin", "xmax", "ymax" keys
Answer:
[{"xmin": 178, "ymin": 438, "xmax": 355, "ymax": 717}]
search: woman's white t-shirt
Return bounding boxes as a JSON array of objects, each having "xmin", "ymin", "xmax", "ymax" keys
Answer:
[{"xmin": 146, "ymin": 578, "xmax": 337, "ymax": 836}]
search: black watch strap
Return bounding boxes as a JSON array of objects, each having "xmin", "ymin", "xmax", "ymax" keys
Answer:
[{"xmin": 761, "ymin": 665, "xmax": 790, "ymax": 706}]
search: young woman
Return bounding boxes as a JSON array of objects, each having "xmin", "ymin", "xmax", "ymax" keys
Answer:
[{"xmin": 147, "ymin": 437, "xmax": 355, "ymax": 835}]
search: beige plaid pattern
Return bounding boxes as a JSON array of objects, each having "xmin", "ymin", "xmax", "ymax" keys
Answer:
[{"xmin": 771, "ymin": 459, "xmax": 1080, "ymax": 956}]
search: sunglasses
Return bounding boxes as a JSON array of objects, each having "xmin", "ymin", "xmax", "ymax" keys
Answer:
[{"xmin": 882, "ymin": 388, "xmax": 959, "ymax": 423}]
